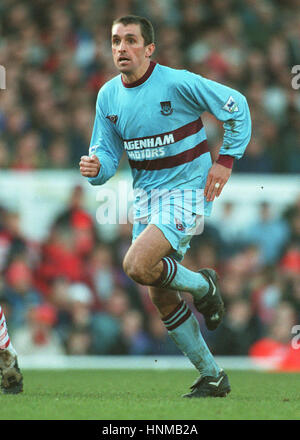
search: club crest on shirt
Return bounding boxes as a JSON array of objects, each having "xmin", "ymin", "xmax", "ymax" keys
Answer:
[
  {"xmin": 175, "ymin": 218, "xmax": 185, "ymax": 231},
  {"xmin": 106, "ymin": 114, "xmax": 118, "ymax": 124},
  {"xmin": 160, "ymin": 101, "xmax": 173, "ymax": 116}
]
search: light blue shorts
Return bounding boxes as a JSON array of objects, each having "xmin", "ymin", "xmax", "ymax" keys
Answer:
[
  {"xmin": 132, "ymin": 213, "xmax": 204, "ymax": 262},
  {"xmin": 131, "ymin": 189, "xmax": 212, "ymax": 262}
]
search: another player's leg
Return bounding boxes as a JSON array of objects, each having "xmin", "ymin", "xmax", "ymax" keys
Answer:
[
  {"xmin": 148, "ymin": 286, "xmax": 230, "ymax": 398},
  {"xmin": 0, "ymin": 306, "xmax": 23, "ymax": 394},
  {"xmin": 123, "ymin": 224, "xmax": 224, "ymax": 330}
]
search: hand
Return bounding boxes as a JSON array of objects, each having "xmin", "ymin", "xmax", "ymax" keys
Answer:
[
  {"xmin": 204, "ymin": 162, "xmax": 232, "ymax": 202},
  {"xmin": 79, "ymin": 154, "xmax": 100, "ymax": 178}
]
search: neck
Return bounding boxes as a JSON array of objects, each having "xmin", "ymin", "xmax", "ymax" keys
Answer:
[{"xmin": 121, "ymin": 59, "xmax": 151, "ymax": 84}]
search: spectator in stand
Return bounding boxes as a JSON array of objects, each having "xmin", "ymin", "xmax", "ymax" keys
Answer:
[
  {"xmin": 280, "ymin": 243, "xmax": 300, "ymax": 278},
  {"xmin": 46, "ymin": 277, "xmax": 72, "ymax": 345},
  {"xmin": 250, "ymin": 301, "xmax": 300, "ymax": 371},
  {"xmin": 34, "ymin": 225, "xmax": 86, "ymax": 296},
  {"xmin": 2, "ymin": 257, "xmax": 42, "ymax": 330},
  {"xmin": 11, "ymin": 130, "xmax": 45, "ymax": 170},
  {"xmin": 213, "ymin": 298, "xmax": 265, "ymax": 356},
  {"xmin": 251, "ymin": 267, "xmax": 283, "ymax": 326},
  {"xmin": 90, "ymin": 287, "xmax": 130, "ymax": 354},
  {"xmin": 0, "ymin": 211, "xmax": 28, "ymax": 270},
  {"xmin": 53, "ymin": 185, "xmax": 99, "ymax": 259},
  {"xmin": 243, "ymin": 202, "xmax": 290, "ymax": 265},
  {"xmin": 117, "ymin": 309, "xmax": 152, "ymax": 355},
  {"xmin": 285, "ymin": 275, "xmax": 300, "ymax": 321},
  {"xmin": 111, "ymin": 222, "xmax": 133, "ymax": 267},
  {"xmin": 47, "ymin": 138, "xmax": 71, "ymax": 169},
  {"xmin": 218, "ymin": 272, "xmax": 247, "ymax": 308},
  {"xmin": 0, "ymin": 141, "xmax": 10, "ymax": 168},
  {"xmin": 209, "ymin": 202, "xmax": 243, "ymax": 253},
  {"xmin": 287, "ymin": 208, "xmax": 300, "ymax": 245},
  {"xmin": 234, "ymin": 137, "xmax": 274, "ymax": 173},
  {"xmin": 279, "ymin": 208, "xmax": 300, "ymax": 279},
  {"xmin": 66, "ymin": 327, "xmax": 92, "ymax": 355},
  {"xmin": 87, "ymin": 243, "xmax": 119, "ymax": 302},
  {"xmin": 146, "ymin": 313, "xmax": 181, "ymax": 356},
  {"xmin": 282, "ymin": 194, "xmax": 300, "ymax": 224},
  {"xmin": 12, "ymin": 303, "xmax": 64, "ymax": 356},
  {"xmin": 63, "ymin": 282, "xmax": 94, "ymax": 355}
]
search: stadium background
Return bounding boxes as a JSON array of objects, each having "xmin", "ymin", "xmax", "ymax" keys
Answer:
[{"xmin": 0, "ymin": 0, "xmax": 299, "ymax": 371}]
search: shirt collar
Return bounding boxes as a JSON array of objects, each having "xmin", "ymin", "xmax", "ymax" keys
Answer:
[{"xmin": 121, "ymin": 61, "xmax": 156, "ymax": 88}]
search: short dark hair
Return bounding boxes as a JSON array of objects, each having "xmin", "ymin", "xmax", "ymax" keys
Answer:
[{"xmin": 112, "ymin": 15, "xmax": 155, "ymax": 46}]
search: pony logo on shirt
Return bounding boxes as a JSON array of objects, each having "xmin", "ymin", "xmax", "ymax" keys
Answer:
[
  {"xmin": 89, "ymin": 145, "xmax": 98, "ymax": 155},
  {"xmin": 106, "ymin": 114, "xmax": 118, "ymax": 124},
  {"xmin": 160, "ymin": 101, "xmax": 173, "ymax": 116}
]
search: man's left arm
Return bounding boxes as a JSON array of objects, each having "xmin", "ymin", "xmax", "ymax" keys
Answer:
[{"xmin": 184, "ymin": 74, "xmax": 252, "ymax": 201}]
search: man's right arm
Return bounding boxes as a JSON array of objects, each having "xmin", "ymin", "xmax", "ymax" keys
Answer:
[{"xmin": 80, "ymin": 90, "xmax": 123, "ymax": 186}]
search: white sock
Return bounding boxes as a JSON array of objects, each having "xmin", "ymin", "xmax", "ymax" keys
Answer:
[{"xmin": 0, "ymin": 306, "xmax": 17, "ymax": 360}]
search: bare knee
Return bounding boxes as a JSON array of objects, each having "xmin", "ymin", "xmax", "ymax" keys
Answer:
[{"xmin": 123, "ymin": 253, "xmax": 148, "ymax": 285}]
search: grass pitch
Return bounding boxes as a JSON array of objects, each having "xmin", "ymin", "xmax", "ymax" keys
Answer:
[{"xmin": 0, "ymin": 369, "xmax": 299, "ymax": 420}]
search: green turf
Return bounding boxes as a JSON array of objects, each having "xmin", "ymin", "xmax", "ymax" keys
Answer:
[{"xmin": 0, "ymin": 369, "xmax": 299, "ymax": 420}]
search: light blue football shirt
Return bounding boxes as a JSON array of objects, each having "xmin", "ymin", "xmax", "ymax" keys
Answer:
[{"xmin": 88, "ymin": 61, "xmax": 251, "ymax": 216}]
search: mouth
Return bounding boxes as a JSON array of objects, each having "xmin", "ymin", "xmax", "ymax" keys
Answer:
[{"xmin": 118, "ymin": 56, "xmax": 131, "ymax": 63}]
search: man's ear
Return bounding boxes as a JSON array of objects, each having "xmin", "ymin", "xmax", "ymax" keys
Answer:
[{"xmin": 146, "ymin": 43, "xmax": 155, "ymax": 58}]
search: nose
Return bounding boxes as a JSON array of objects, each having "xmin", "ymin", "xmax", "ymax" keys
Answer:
[{"xmin": 118, "ymin": 39, "xmax": 127, "ymax": 52}]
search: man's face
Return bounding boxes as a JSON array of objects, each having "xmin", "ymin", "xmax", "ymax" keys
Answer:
[{"xmin": 111, "ymin": 23, "xmax": 153, "ymax": 74}]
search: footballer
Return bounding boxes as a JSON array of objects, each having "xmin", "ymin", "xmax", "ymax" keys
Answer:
[{"xmin": 80, "ymin": 15, "xmax": 251, "ymax": 397}]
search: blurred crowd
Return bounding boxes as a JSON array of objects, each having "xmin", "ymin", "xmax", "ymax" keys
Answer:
[
  {"xmin": 0, "ymin": 0, "xmax": 300, "ymax": 172},
  {"xmin": 0, "ymin": 0, "xmax": 300, "ymax": 367},
  {"xmin": 0, "ymin": 185, "xmax": 300, "ymax": 365}
]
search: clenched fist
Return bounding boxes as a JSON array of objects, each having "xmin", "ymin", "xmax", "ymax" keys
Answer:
[{"xmin": 79, "ymin": 154, "xmax": 101, "ymax": 178}]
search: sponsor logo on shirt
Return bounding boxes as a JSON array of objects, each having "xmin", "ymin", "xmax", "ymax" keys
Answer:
[
  {"xmin": 223, "ymin": 96, "xmax": 239, "ymax": 113},
  {"xmin": 124, "ymin": 134, "xmax": 175, "ymax": 151},
  {"xmin": 124, "ymin": 134, "xmax": 175, "ymax": 160}
]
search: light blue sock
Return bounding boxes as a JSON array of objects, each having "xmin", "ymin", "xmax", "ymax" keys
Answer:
[
  {"xmin": 162, "ymin": 300, "xmax": 221, "ymax": 377},
  {"xmin": 157, "ymin": 256, "xmax": 210, "ymax": 302}
]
